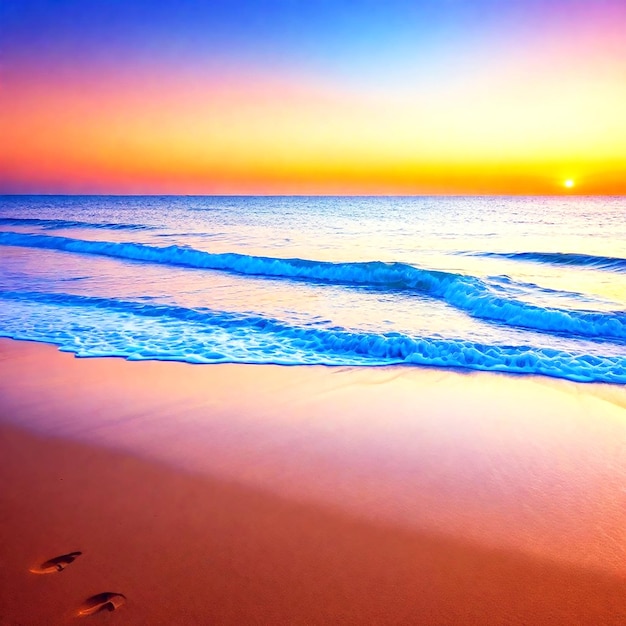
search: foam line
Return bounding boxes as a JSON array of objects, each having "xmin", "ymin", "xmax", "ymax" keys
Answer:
[
  {"xmin": 1, "ymin": 231, "xmax": 624, "ymax": 341},
  {"xmin": 0, "ymin": 290, "xmax": 624, "ymax": 384}
]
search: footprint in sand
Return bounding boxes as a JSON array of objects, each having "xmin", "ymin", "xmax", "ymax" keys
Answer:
[
  {"xmin": 29, "ymin": 551, "xmax": 82, "ymax": 574},
  {"xmin": 77, "ymin": 593, "xmax": 126, "ymax": 617}
]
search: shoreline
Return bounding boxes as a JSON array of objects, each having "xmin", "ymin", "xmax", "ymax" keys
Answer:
[{"xmin": 1, "ymin": 338, "xmax": 626, "ymax": 623}]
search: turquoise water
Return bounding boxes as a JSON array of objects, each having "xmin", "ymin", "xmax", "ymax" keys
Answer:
[{"xmin": 0, "ymin": 195, "xmax": 624, "ymax": 383}]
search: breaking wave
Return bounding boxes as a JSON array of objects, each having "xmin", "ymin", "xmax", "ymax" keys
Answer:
[
  {"xmin": 0, "ymin": 290, "xmax": 624, "ymax": 384},
  {"xmin": 1, "ymin": 231, "xmax": 624, "ymax": 342},
  {"xmin": 466, "ymin": 250, "xmax": 626, "ymax": 273}
]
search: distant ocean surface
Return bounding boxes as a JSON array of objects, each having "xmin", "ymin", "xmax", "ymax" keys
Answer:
[{"xmin": 0, "ymin": 195, "xmax": 625, "ymax": 384}]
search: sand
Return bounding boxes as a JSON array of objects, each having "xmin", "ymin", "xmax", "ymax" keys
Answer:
[{"xmin": 1, "ymin": 338, "xmax": 625, "ymax": 624}]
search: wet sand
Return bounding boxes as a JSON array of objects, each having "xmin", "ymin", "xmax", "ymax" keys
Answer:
[{"xmin": 1, "ymin": 339, "xmax": 625, "ymax": 624}]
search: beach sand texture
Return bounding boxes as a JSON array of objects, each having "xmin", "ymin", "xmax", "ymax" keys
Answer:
[{"xmin": 1, "ymin": 339, "xmax": 625, "ymax": 624}]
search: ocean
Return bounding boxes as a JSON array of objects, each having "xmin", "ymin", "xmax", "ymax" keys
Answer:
[{"xmin": 0, "ymin": 195, "xmax": 624, "ymax": 384}]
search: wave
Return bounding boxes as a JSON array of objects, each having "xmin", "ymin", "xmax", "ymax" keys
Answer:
[
  {"xmin": 1, "ymin": 231, "xmax": 625, "ymax": 342},
  {"xmin": 467, "ymin": 251, "xmax": 626, "ymax": 273},
  {"xmin": 0, "ymin": 290, "xmax": 624, "ymax": 384},
  {"xmin": 0, "ymin": 217, "xmax": 152, "ymax": 231}
]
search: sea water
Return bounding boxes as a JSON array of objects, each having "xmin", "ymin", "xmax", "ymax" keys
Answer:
[{"xmin": 0, "ymin": 195, "xmax": 624, "ymax": 383}]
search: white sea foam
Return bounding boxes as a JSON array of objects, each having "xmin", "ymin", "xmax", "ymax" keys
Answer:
[{"xmin": 1, "ymin": 195, "xmax": 624, "ymax": 384}]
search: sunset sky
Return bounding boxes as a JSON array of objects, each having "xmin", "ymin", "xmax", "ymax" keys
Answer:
[{"xmin": 1, "ymin": 0, "xmax": 625, "ymax": 195}]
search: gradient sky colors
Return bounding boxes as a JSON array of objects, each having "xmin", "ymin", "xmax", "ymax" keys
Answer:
[{"xmin": 1, "ymin": 0, "xmax": 625, "ymax": 195}]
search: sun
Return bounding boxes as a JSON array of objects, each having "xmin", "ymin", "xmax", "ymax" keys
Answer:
[{"xmin": 564, "ymin": 179, "xmax": 575, "ymax": 189}]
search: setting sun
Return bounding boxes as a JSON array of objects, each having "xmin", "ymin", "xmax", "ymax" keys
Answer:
[
  {"xmin": 2, "ymin": 2, "xmax": 626, "ymax": 194},
  {"xmin": 564, "ymin": 179, "xmax": 575, "ymax": 188}
]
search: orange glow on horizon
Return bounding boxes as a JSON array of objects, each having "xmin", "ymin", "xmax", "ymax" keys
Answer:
[{"xmin": 2, "ymin": 59, "xmax": 625, "ymax": 195}]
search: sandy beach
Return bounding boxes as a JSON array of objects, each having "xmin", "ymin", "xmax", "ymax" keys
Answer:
[{"xmin": 1, "ymin": 338, "xmax": 625, "ymax": 624}]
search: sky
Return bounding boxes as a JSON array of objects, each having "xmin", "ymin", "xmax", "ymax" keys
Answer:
[{"xmin": 1, "ymin": 0, "xmax": 625, "ymax": 195}]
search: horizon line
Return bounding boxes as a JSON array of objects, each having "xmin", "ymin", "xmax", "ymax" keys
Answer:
[{"xmin": 2, "ymin": 192, "xmax": 622, "ymax": 198}]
